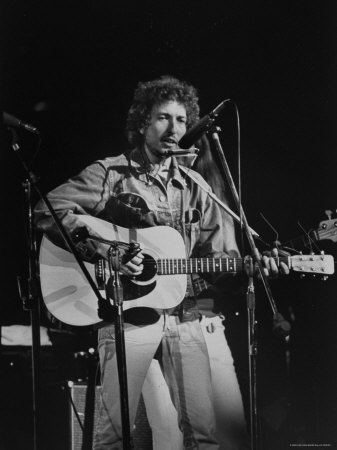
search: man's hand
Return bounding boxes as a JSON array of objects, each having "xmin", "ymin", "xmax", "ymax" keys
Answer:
[
  {"xmin": 119, "ymin": 252, "xmax": 144, "ymax": 277},
  {"xmin": 96, "ymin": 240, "xmax": 144, "ymax": 277},
  {"xmin": 260, "ymin": 247, "xmax": 290, "ymax": 278}
]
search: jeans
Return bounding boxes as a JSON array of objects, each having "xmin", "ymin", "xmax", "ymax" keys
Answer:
[
  {"xmin": 93, "ymin": 314, "xmax": 219, "ymax": 449},
  {"xmin": 142, "ymin": 315, "xmax": 250, "ymax": 450}
]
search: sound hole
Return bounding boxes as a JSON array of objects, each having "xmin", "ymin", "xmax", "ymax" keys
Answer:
[{"xmin": 121, "ymin": 254, "xmax": 157, "ymax": 302}]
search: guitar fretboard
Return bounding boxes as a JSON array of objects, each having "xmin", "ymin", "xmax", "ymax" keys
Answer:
[
  {"xmin": 156, "ymin": 257, "xmax": 301, "ymax": 275},
  {"xmin": 156, "ymin": 257, "xmax": 243, "ymax": 275}
]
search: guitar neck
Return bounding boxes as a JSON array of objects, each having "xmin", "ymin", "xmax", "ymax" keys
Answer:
[
  {"xmin": 156, "ymin": 256, "xmax": 292, "ymax": 275},
  {"xmin": 157, "ymin": 257, "xmax": 242, "ymax": 275}
]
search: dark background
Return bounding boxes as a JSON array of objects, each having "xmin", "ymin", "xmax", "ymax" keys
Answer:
[{"xmin": 1, "ymin": 1, "xmax": 336, "ymax": 449}]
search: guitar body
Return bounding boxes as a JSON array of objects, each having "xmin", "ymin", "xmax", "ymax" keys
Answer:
[
  {"xmin": 39, "ymin": 215, "xmax": 335, "ymax": 327},
  {"xmin": 39, "ymin": 216, "xmax": 187, "ymax": 326}
]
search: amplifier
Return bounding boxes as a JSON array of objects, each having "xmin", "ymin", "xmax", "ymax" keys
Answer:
[{"xmin": 68, "ymin": 381, "xmax": 152, "ymax": 450}]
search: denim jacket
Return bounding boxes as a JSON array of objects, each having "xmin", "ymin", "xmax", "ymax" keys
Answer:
[{"xmin": 35, "ymin": 148, "xmax": 239, "ymax": 320}]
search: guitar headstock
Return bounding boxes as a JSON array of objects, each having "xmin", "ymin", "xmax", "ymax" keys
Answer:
[
  {"xmin": 317, "ymin": 217, "xmax": 337, "ymax": 244},
  {"xmin": 291, "ymin": 254, "xmax": 335, "ymax": 276}
]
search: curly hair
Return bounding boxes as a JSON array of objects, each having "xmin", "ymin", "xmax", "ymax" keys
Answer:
[{"xmin": 126, "ymin": 75, "xmax": 200, "ymax": 147}]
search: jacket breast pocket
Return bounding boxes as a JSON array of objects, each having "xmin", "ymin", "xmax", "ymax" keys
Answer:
[{"xmin": 183, "ymin": 208, "xmax": 201, "ymax": 256}]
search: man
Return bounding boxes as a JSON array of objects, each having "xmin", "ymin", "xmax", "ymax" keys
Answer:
[{"xmin": 35, "ymin": 75, "xmax": 286, "ymax": 449}]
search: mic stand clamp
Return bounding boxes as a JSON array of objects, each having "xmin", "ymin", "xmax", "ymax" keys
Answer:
[{"xmin": 105, "ymin": 244, "xmax": 131, "ymax": 450}]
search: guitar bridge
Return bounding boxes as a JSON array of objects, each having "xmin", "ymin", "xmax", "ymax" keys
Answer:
[{"xmin": 95, "ymin": 259, "xmax": 106, "ymax": 289}]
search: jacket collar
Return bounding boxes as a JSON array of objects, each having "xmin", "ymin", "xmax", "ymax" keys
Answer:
[{"xmin": 127, "ymin": 147, "xmax": 186, "ymax": 189}]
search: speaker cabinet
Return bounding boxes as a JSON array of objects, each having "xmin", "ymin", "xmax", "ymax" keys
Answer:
[{"xmin": 68, "ymin": 382, "xmax": 152, "ymax": 450}]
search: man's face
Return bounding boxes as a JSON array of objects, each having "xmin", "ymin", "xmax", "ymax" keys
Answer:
[{"xmin": 142, "ymin": 100, "xmax": 187, "ymax": 161}]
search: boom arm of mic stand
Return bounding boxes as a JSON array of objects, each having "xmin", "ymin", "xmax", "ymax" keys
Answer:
[
  {"xmin": 36, "ymin": 188, "xmax": 106, "ymax": 305},
  {"xmin": 11, "ymin": 143, "xmax": 106, "ymax": 310}
]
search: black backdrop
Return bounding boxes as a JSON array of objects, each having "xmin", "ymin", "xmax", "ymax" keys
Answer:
[{"xmin": 1, "ymin": 1, "xmax": 336, "ymax": 449}]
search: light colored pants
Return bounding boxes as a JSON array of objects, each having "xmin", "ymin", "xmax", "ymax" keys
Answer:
[
  {"xmin": 93, "ymin": 314, "xmax": 220, "ymax": 450},
  {"xmin": 142, "ymin": 315, "xmax": 250, "ymax": 450}
]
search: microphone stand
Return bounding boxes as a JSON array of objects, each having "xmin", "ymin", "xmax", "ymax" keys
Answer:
[
  {"xmin": 8, "ymin": 130, "xmax": 42, "ymax": 450},
  {"xmin": 209, "ymin": 126, "xmax": 290, "ymax": 450},
  {"xmin": 14, "ymin": 160, "xmax": 133, "ymax": 448},
  {"xmin": 106, "ymin": 244, "xmax": 131, "ymax": 450},
  {"xmin": 19, "ymin": 177, "xmax": 42, "ymax": 450},
  {"xmin": 75, "ymin": 232, "xmax": 132, "ymax": 450},
  {"xmin": 8, "ymin": 131, "xmax": 117, "ymax": 449},
  {"xmin": 245, "ymin": 255, "xmax": 259, "ymax": 450}
]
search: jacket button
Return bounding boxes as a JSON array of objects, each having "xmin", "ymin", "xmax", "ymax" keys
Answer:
[{"xmin": 159, "ymin": 195, "xmax": 166, "ymax": 202}]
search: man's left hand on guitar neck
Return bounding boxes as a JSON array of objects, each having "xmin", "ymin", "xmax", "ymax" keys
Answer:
[{"xmin": 259, "ymin": 247, "xmax": 290, "ymax": 279}]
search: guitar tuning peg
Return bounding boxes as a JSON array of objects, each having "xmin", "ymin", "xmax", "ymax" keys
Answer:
[
  {"xmin": 320, "ymin": 250, "xmax": 325, "ymax": 255},
  {"xmin": 300, "ymin": 274, "xmax": 306, "ymax": 279},
  {"xmin": 322, "ymin": 276, "xmax": 329, "ymax": 281},
  {"xmin": 325, "ymin": 209, "xmax": 333, "ymax": 220}
]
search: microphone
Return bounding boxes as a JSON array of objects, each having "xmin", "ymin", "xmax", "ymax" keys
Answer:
[
  {"xmin": 164, "ymin": 148, "xmax": 200, "ymax": 156},
  {"xmin": 3, "ymin": 111, "xmax": 40, "ymax": 134},
  {"xmin": 179, "ymin": 99, "xmax": 230, "ymax": 149}
]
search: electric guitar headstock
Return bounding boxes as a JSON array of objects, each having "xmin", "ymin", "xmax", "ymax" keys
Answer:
[
  {"xmin": 278, "ymin": 209, "xmax": 337, "ymax": 253},
  {"xmin": 277, "ymin": 210, "xmax": 337, "ymax": 280},
  {"xmin": 316, "ymin": 210, "xmax": 337, "ymax": 244}
]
